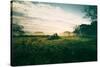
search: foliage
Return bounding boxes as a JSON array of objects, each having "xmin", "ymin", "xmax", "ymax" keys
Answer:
[
  {"xmin": 12, "ymin": 23, "xmax": 25, "ymax": 36},
  {"xmin": 84, "ymin": 6, "xmax": 97, "ymax": 21},
  {"xmin": 74, "ymin": 6, "xmax": 97, "ymax": 36}
]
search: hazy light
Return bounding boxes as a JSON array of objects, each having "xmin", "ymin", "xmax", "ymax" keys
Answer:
[{"xmin": 12, "ymin": 1, "xmax": 91, "ymax": 35}]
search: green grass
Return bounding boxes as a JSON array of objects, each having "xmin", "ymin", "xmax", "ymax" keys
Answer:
[{"xmin": 11, "ymin": 36, "xmax": 97, "ymax": 66}]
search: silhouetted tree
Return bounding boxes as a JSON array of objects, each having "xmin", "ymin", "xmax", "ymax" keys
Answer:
[
  {"xmin": 84, "ymin": 6, "xmax": 97, "ymax": 21},
  {"xmin": 83, "ymin": 6, "xmax": 97, "ymax": 35},
  {"xmin": 74, "ymin": 6, "xmax": 97, "ymax": 36},
  {"xmin": 90, "ymin": 21, "xmax": 97, "ymax": 35},
  {"xmin": 12, "ymin": 23, "xmax": 24, "ymax": 36}
]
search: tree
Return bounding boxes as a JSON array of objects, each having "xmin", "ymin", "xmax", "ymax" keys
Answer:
[
  {"xmin": 34, "ymin": 32, "xmax": 45, "ymax": 35},
  {"xmin": 74, "ymin": 24, "xmax": 91, "ymax": 36},
  {"xmin": 74, "ymin": 6, "xmax": 97, "ymax": 36},
  {"xmin": 84, "ymin": 6, "xmax": 97, "ymax": 21},
  {"xmin": 90, "ymin": 21, "xmax": 97, "ymax": 35},
  {"xmin": 83, "ymin": 6, "xmax": 97, "ymax": 36},
  {"xmin": 12, "ymin": 23, "xmax": 24, "ymax": 36},
  {"xmin": 73, "ymin": 26, "xmax": 80, "ymax": 35}
]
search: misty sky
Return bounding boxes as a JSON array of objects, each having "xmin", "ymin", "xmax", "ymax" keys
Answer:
[{"xmin": 12, "ymin": 1, "xmax": 91, "ymax": 35}]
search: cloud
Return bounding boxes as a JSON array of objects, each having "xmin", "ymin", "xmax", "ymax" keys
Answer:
[{"xmin": 12, "ymin": 1, "xmax": 90, "ymax": 35}]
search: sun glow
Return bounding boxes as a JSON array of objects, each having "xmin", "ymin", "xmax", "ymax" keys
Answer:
[{"xmin": 12, "ymin": 1, "xmax": 91, "ymax": 35}]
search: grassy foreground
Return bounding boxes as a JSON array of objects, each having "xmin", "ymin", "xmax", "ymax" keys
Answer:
[{"xmin": 11, "ymin": 36, "xmax": 97, "ymax": 66}]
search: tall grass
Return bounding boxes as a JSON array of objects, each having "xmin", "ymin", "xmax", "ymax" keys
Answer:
[{"xmin": 11, "ymin": 36, "xmax": 97, "ymax": 66}]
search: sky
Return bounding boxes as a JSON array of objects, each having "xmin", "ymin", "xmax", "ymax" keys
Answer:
[{"xmin": 12, "ymin": 1, "xmax": 92, "ymax": 35}]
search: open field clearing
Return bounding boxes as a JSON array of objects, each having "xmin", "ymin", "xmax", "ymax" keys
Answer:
[{"xmin": 11, "ymin": 36, "xmax": 97, "ymax": 66}]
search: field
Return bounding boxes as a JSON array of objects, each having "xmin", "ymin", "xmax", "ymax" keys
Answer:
[{"xmin": 11, "ymin": 36, "xmax": 97, "ymax": 66}]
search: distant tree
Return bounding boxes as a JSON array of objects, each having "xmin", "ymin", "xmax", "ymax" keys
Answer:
[
  {"xmin": 63, "ymin": 31, "xmax": 71, "ymax": 36},
  {"xmin": 12, "ymin": 23, "xmax": 24, "ymax": 36},
  {"xmin": 34, "ymin": 32, "xmax": 45, "ymax": 35}
]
